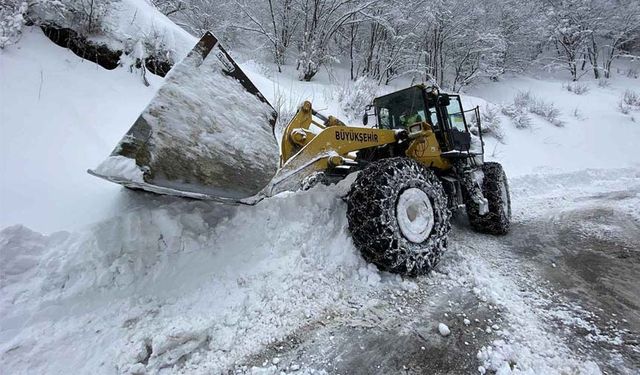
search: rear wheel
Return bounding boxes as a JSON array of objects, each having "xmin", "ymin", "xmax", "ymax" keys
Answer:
[
  {"xmin": 466, "ymin": 162, "xmax": 511, "ymax": 235},
  {"xmin": 346, "ymin": 158, "xmax": 451, "ymax": 276}
]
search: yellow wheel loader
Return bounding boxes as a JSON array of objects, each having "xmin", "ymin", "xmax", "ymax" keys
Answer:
[{"xmin": 90, "ymin": 33, "xmax": 511, "ymax": 276}]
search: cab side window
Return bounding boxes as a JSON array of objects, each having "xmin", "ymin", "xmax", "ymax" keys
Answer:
[{"xmin": 446, "ymin": 98, "xmax": 466, "ymax": 132}]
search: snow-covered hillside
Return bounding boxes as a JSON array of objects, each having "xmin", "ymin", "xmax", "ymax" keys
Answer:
[
  {"xmin": 466, "ymin": 75, "xmax": 640, "ymax": 176},
  {"xmin": 1, "ymin": 12, "xmax": 640, "ymax": 375},
  {"xmin": 0, "ymin": 29, "xmax": 163, "ymax": 233}
]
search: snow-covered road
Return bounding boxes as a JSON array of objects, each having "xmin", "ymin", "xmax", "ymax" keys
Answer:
[
  {"xmin": 2, "ymin": 168, "xmax": 639, "ymax": 374},
  {"xmin": 236, "ymin": 169, "xmax": 640, "ymax": 375}
]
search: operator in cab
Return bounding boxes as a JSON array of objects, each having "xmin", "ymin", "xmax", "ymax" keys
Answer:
[{"xmin": 400, "ymin": 109, "xmax": 422, "ymax": 127}]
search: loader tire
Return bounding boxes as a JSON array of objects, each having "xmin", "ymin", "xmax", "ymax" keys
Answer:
[
  {"xmin": 466, "ymin": 162, "xmax": 511, "ymax": 235},
  {"xmin": 347, "ymin": 158, "xmax": 451, "ymax": 276}
]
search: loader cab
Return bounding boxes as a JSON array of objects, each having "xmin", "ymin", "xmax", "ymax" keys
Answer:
[
  {"xmin": 373, "ymin": 86, "xmax": 429, "ymax": 131},
  {"xmin": 372, "ymin": 85, "xmax": 479, "ymax": 155}
]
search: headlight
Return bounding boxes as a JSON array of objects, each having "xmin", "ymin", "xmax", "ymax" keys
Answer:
[{"xmin": 409, "ymin": 123, "xmax": 422, "ymax": 134}]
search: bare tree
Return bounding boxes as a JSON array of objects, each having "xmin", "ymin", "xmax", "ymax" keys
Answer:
[
  {"xmin": 600, "ymin": 2, "xmax": 640, "ymax": 78},
  {"xmin": 543, "ymin": 0, "xmax": 592, "ymax": 81},
  {"xmin": 233, "ymin": 0, "xmax": 300, "ymax": 72},
  {"xmin": 147, "ymin": 0, "xmax": 637, "ymax": 86},
  {"xmin": 295, "ymin": 0, "xmax": 379, "ymax": 81}
]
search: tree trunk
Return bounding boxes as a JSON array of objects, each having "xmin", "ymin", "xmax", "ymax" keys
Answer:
[
  {"xmin": 588, "ymin": 36, "xmax": 600, "ymax": 79},
  {"xmin": 303, "ymin": 65, "xmax": 317, "ymax": 81}
]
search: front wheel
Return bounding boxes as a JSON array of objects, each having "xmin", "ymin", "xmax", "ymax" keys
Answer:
[
  {"xmin": 466, "ymin": 162, "xmax": 511, "ymax": 235},
  {"xmin": 346, "ymin": 158, "xmax": 451, "ymax": 276}
]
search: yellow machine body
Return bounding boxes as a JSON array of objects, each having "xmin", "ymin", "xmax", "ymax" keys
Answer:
[
  {"xmin": 269, "ymin": 101, "xmax": 451, "ymax": 194},
  {"xmin": 280, "ymin": 101, "xmax": 396, "ymax": 166},
  {"xmin": 403, "ymin": 124, "xmax": 451, "ymax": 170}
]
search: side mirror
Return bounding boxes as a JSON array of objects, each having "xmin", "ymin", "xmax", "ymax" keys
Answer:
[{"xmin": 362, "ymin": 112, "xmax": 369, "ymax": 126}]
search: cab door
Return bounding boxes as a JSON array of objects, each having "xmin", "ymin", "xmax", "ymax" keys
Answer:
[
  {"xmin": 430, "ymin": 94, "xmax": 471, "ymax": 152},
  {"xmin": 445, "ymin": 95, "xmax": 472, "ymax": 151}
]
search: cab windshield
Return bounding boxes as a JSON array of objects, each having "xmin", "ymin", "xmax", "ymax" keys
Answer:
[{"xmin": 374, "ymin": 87, "xmax": 428, "ymax": 130}]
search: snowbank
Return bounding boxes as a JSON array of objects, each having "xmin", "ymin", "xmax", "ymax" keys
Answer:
[
  {"xmin": 99, "ymin": 0, "xmax": 196, "ymax": 59},
  {"xmin": 0, "ymin": 179, "xmax": 387, "ymax": 374},
  {"xmin": 0, "ymin": 28, "xmax": 163, "ymax": 233},
  {"xmin": 465, "ymin": 76, "xmax": 640, "ymax": 177},
  {"xmin": 3, "ymin": 167, "xmax": 636, "ymax": 373}
]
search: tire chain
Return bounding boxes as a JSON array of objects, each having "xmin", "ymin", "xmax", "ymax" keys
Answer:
[
  {"xmin": 346, "ymin": 157, "xmax": 451, "ymax": 276},
  {"xmin": 466, "ymin": 162, "xmax": 511, "ymax": 235}
]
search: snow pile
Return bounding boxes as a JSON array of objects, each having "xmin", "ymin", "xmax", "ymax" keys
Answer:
[
  {"xmin": 0, "ymin": 225, "xmax": 63, "ymax": 288},
  {"xmin": 0, "ymin": 180, "xmax": 389, "ymax": 374},
  {"xmin": 100, "ymin": 0, "xmax": 195, "ymax": 58},
  {"xmin": 0, "ymin": 28, "xmax": 163, "ymax": 233},
  {"xmin": 93, "ymin": 155, "xmax": 145, "ymax": 183}
]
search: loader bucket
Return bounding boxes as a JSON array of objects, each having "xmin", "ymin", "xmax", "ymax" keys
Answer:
[{"xmin": 89, "ymin": 32, "xmax": 279, "ymax": 201}]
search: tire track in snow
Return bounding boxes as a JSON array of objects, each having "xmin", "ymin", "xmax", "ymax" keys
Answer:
[
  {"xmin": 460, "ymin": 171, "xmax": 640, "ymax": 374},
  {"xmin": 502, "ymin": 190, "xmax": 640, "ymax": 373}
]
